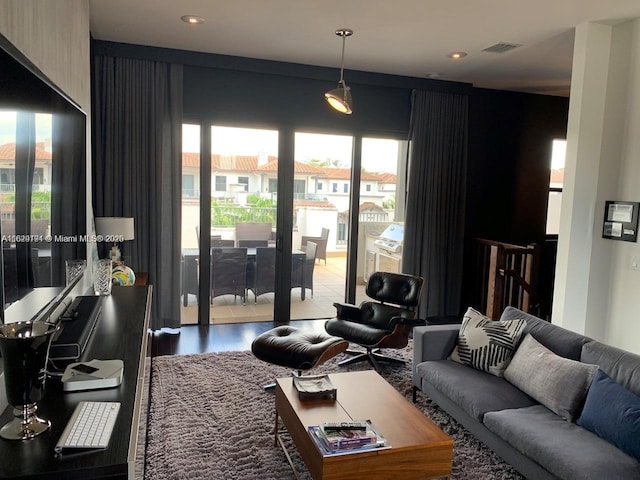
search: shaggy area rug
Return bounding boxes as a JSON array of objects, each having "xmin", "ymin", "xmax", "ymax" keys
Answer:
[{"xmin": 145, "ymin": 349, "xmax": 524, "ymax": 480}]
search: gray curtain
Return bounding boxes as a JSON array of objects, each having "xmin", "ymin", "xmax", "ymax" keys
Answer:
[
  {"xmin": 403, "ymin": 90, "xmax": 468, "ymax": 318},
  {"xmin": 92, "ymin": 56, "xmax": 183, "ymax": 329},
  {"xmin": 51, "ymin": 98, "xmax": 86, "ymax": 285}
]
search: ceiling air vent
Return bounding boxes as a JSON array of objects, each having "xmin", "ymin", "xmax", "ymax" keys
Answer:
[{"xmin": 482, "ymin": 42, "xmax": 522, "ymax": 54}]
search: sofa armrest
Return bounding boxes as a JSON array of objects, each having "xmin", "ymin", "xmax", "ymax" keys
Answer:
[{"xmin": 412, "ymin": 324, "xmax": 461, "ymax": 383}]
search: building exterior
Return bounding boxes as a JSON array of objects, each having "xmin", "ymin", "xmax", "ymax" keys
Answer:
[
  {"xmin": 180, "ymin": 152, "xmax": 398, "ymax": 250},
  {"xmin": 0, "ymin": 141, "xmax": 53, "ymax": 221}
]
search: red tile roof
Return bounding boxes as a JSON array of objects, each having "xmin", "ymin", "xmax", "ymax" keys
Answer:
[
  {"xmin": 181, "ymin": 152, "xmax": 397, "ymax": 182},
  {"xmin": 0, "ymin": 142, "xmax": 52, "ymax": 162},
  {"xmin": 377, "ymin": 172, "xmax": 398, "ymax": 184},
  {"xmin": 550, "ymin": 168, "xmax": 564, "ymax": 184},
  {"xmin": 256, "ymin": 159, "xmax": 325, "ymax": 174},
  {"xmin": 321, "ymin": 167, "xmax": 350, "ymax": 180},
  {"xmin": 182, "ymin": 153, "xmax": 266, "ymax": 170},
  {"xmin": 182, "ymin": 152, "xmax": 199, "ymax": 168},
  {"xmin": 360, "ymin": 202, "xmax": 385, "ymax": 212},
  {"xmin": 321, "ymin": 167, "xmax": 396, "ymax": 182},
  {"xmin": 183, "ymin": 152, "xmax": 326, "ymax": 175}
]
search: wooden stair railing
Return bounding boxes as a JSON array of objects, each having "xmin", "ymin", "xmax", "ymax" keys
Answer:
[{"xmin": 474, "ymin": 238, "xmax": 541, "ymax": 319}]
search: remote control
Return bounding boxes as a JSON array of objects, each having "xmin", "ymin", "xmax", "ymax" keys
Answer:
[{"xmin": 322, "ymin": 421, "xmax": 368, "ymax": 432}]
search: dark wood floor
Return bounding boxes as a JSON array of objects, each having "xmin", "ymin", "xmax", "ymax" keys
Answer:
[{"xmin": 151, "ymin": 319, "xmax": 327, "ymax": 356}]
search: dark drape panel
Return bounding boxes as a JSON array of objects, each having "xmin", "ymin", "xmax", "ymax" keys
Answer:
[
  {"xmin": 403, "ymin": 90, "xmax": 468, "ymax": 318},
  {"xmin": 51, "ymin": 100, "xmax": 86, "ymax": 285},
  {"xmin": 92, "ymin": 56, "xmax": 183, "ymax": 329},
  {"xmin": 14, "ymin": 112, "xmax": 37, "ymax": 292}
]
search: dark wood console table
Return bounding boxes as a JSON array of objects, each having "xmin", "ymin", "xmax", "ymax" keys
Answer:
[{"xmin": 0, "ymin": 286, "xmax": 153, "ymax": 479}]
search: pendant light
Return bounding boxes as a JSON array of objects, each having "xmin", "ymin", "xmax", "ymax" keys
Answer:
[{"xmin": 325, "ymin": 28, "xmax": 354, "ymax": 115}]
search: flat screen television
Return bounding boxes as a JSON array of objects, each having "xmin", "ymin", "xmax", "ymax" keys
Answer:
[{"xmin": 0, "ymin": 33, "xmax": 87, "ymax": 323}]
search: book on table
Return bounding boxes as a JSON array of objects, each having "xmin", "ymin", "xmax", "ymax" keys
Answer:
[
  {"xmin": 293, "ymin": 374, "xmax": 337, "ymax": 400},
  {"xmin": 308, "ymin": 421, "xmax": 389, "ymax": 456}
]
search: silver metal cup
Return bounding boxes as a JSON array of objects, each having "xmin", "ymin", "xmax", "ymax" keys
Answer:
[{"xmin": 0, "ymin": 321, "xmax": 59, "ymax": 440}]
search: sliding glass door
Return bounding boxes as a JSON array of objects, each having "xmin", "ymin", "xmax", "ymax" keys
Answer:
[
  {"xmin": 290, "ymin": 132, "xmax": 353, "ymax": 320},
  {"xmin": 179, "ymin": 122, "xmax": 408, "ymax": 325},
  {"xmin": 180, "ymin": 124, "xmax": 201, "ymax": 324},
  {"xmin": 209, "ymin": 126, "xmax": 279, "ymax": 323},
  {"xmin": 355, "ymin": 137, "xmax": 408, "ymax": 305}
]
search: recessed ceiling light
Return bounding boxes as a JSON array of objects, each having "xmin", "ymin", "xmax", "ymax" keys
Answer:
[
  {"xmin": 448, "ymin": 51, "xmax": 467, "ymax": 59},
  {"xmin": 181, "ymin": 15, "xmax": 205, "ymax": 25}
]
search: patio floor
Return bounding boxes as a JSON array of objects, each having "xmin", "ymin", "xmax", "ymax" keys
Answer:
[{"xmin": 180, "ymin": 253, "xmax": 366, "ymax": 325}]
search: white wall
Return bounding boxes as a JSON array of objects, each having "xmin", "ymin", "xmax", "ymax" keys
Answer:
[
  {"xmin": 604, "ymin": 19, "xmax": 640, "ymax": 353},
  {"xmin": 553, "ymin": 18, "xmax": 640, "ymax": 354},
  {"xmin": 295, "ymin": 207, "xmax": 338, "ymax": 251}
]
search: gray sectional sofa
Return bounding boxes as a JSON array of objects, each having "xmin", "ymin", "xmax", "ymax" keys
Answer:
[{"xmin": 412, "ymin": 306, "xmax": 640, "ymax": 480}]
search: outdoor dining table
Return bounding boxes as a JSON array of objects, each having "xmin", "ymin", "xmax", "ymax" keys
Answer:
[{"xmin": 181, "ymin": 246, "xmax": 307, "ymax": 305}]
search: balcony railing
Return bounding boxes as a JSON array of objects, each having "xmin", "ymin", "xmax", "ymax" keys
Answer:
[
  {"xmin": 473, "ymin": 238, "xmax": 541, "ymax": 319},
  {"xmin": 0, "ymin": 201, "xmax": 50, "ymax": 220},
  {"xmin": 359, "ymin": 211, "xmax": 388, "ymax": 222}
]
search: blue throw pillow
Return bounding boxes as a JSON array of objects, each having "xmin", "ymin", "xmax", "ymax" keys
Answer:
[{"xmin": 577, "ymin": 369, "xmax": 640, "ymax": 461}]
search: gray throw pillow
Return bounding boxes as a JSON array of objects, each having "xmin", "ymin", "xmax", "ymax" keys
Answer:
[
  {"xmin": 504, "ymin": 334, "xmax": 598, "ymax": 422},
  {"xmin": 449, "ymin": 307, "xmax": 527, "ymax": 377}
]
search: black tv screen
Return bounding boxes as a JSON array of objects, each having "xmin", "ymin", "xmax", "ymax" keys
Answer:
[{"xmin": 0, "ymin": 33, "xmax": 87, "ymax": 319}]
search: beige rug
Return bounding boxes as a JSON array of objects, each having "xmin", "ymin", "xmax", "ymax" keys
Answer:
[{"xmin": 145, "ymin": 349, "xmax": 524, "ymax": 480}]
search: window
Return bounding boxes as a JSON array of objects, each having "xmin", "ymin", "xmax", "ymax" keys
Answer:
[
  {"xmin": 215, "ymin": 175, "xmax": 227, "ymax": 192},
  {"xmin": 338, "ymin": 221, "xmax": 347, "ymax": 243},
  {"xmin": 238, "ymin": 176, "xmax": 249, "ymax": 190},
  {"xmin": 182, "ymin": 174, "xmax": 195, "ymax": 197},
  {"xmin": 365, "ymin": 184, "xmax": 372, "ymax": 192},
  {"xmin": 294, "ymin": 179, "xmax": 305, "ymax": 199},
  {"xmin": 317, "ymin": 182, "xmax": 323, "ymax": 191},
  {"xmin": 33, "ymin": 168, "xmax": 44, "ymax": 187},
  {"xmin": 343, "ymin": 183, "xmax": 348, "ymax": 193},
  {"xmin": 546, "ymin": 139, "xmax": 566, "ymax": 235},
  {"xmin": 332, "ymin": 182, "xmax": 338, "ymax": 193}
]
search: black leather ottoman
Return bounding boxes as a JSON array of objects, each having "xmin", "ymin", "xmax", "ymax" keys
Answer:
[{"xmin": 251, "ymin": 326, "xmax": 348, "ymax": 388}]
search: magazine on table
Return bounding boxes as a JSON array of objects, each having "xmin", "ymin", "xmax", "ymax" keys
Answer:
[{"xmin": 308, "ymin": 421, "xmax": 389, "ymax": 456}]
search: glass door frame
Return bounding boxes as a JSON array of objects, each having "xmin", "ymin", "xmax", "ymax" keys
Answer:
[
  {"xmin": 344, "ymin": 133, "xmax": 362, "ymax": 305},
  {"xmin": 187, "ymin": 118, "xmax": 296, "ymax": 325},
  {"xmin": 273, "ymin": 127, "xmax": 295, "ymax": 324},
  {"xmin": 196, "ymin": 121, "xmax": 212, "ymax": 325},
  {"xmin": 185, "ymin": 116, "xmax": 405, "ymax": 325}
]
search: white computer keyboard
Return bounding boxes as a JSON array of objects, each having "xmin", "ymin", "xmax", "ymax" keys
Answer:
[{"xmin": 55, "ymin": 401, "xmax": 120, "ymax": 453}]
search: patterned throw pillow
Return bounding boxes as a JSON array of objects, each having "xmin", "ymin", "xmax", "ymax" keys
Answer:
[{"xmin": 449, "ymin": 307, "xmax": 527, "ymax": 377}]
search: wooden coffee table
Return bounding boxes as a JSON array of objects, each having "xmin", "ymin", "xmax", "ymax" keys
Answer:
[{"xmin": 275, "ymin": 370, "xmax": 453, "ymax": 480}]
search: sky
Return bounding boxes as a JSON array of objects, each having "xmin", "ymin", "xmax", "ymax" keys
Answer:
[
  {"xmin": 0, "ymin": 111, "xmax": 53, "ymax": 148},
  {"xmin": 551, "ymin": 139, "xmax": 567, "ymax": 170},
  {"xmin": 183, "ymin": 125, "xmax": 401, "ymax": 174}
]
